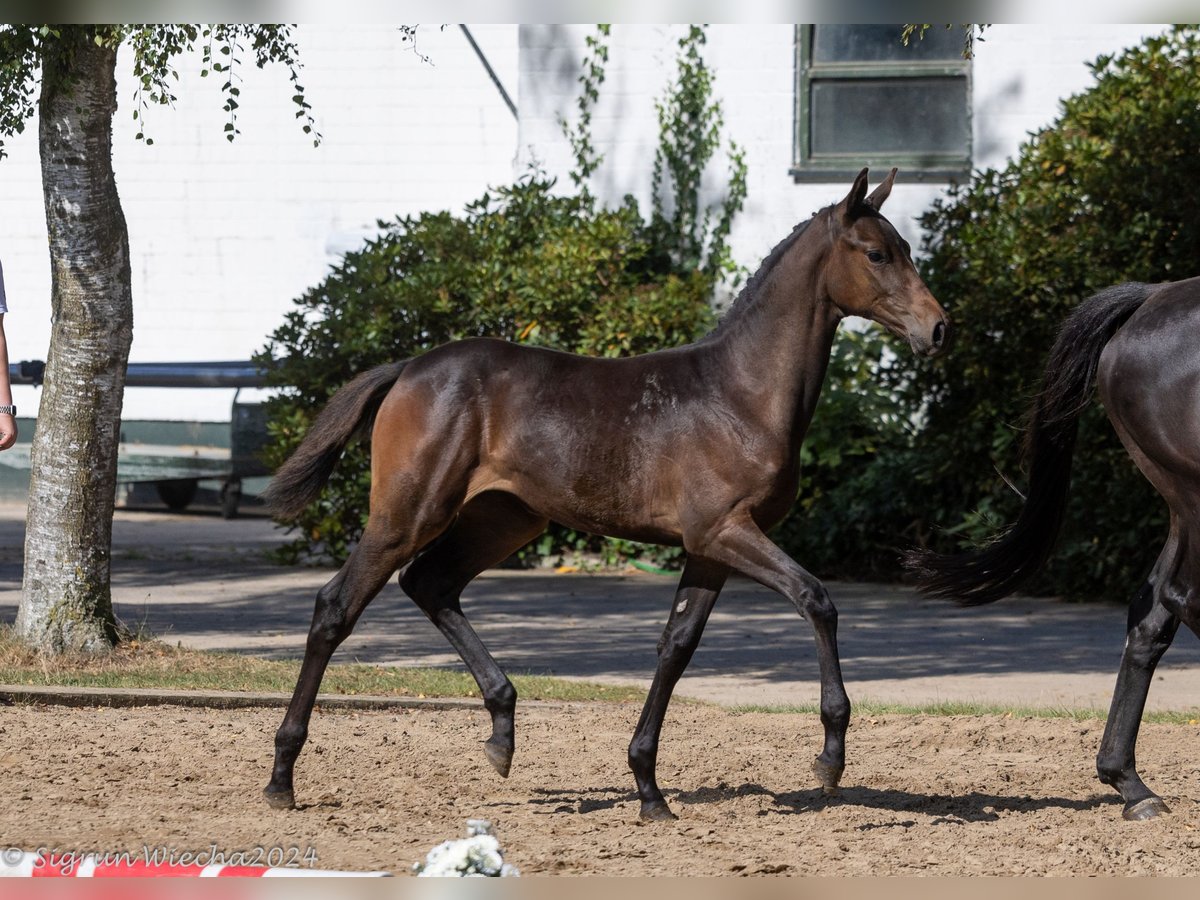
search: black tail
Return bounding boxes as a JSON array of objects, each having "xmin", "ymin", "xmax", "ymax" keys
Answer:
[
  {"xmin": 905, "ymin": 282, "xmax": 1155, "ymax": 605},
  {"xmin": 263, "ymin": 360, "xmax": 408, "ymax": 521}
]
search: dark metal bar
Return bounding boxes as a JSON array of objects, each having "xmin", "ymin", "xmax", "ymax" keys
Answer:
[
  {"xmin": 8, "ymin": 360, "xmax": 269, "ymax": 389},
  {"xmin": 460, "ymin": 24, "xmax": 517, "ymax": 120},
  {"xmin": 123, "ymin": 361, "xmax": 269, "ymax": 388}
]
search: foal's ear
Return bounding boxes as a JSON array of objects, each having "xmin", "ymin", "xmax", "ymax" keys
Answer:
[
  {"xmin": 838, "ymin": 167, "xmax": 871, "ymax": 222},
  {"xmin": 865, "ymin": 167, "xmax": 898, "ymax": 211}
]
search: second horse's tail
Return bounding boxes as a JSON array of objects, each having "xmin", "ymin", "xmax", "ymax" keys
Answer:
[
  {"xmin": 906, "ymin": 282, "xmax": 1155, "ymax": 605},
  {"xmin": 263, "ymin": 360, "xmax": 408, "ymax": 521}
]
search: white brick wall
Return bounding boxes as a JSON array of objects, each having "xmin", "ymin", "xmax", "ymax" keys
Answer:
[
  {"xmin": 970, "ymin": 24, "xmax": 1166, "ymax": 172},
  {"xmin": 519, "ymin": 23, "xmax": 1167, "ymax": 308},
  {"xmin": 1, "ymin": 23, "xmax": 518, "ymax": 422}
]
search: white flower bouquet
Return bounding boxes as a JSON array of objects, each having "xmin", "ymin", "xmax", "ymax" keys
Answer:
[{"xmin": 413, "ymin": 819, "xmax": 520, "ymax": 877}]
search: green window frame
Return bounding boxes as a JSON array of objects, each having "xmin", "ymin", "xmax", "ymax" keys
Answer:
[{"xmin": 792, "ymin": 24, "xmax": 972, "ymax": 182}]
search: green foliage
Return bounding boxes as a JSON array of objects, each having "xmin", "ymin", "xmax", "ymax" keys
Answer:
[
  {"xmin": 560, "ymin": 24, "xmax": 611, "ymax": 196},
  {"xmin": 264, "ymin": 24, "xmax": 747, "ymax": 567},
  {"xmin": 0, "ymin": 24, "xmax": 317, "ymax": 158},
  {"xmin": 259, "ymin": 176, "xmax": 716, "ymax": 563},
  {"xmin": 0, "ymin": 26, "xmax": 41, "ymax": 157},
  {"xmin": 794, "ymin": 26, "xmax": 1198, "ymax": 599},
  {"xmin": 561, "ymin": 25, "xmax": 748, "ymax": 282},
  {"xmin": 900, "ymin": 24, "xmax": 990, "ymax": 59},
  {"xmin": 0, "ymin": 26, "xmax": 128, "ymax": 159},
  {"xmin": 649, "ymin": 26, "xmax": 748, "ymax": 280},
  {"xmin": 127, "ymin": 24, "xmax": 319, "ymax": 146}
]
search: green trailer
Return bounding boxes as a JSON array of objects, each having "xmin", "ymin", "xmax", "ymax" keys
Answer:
[{"xmin": 4, "ymin": 361, "xmax": 273, "ymax": 518}]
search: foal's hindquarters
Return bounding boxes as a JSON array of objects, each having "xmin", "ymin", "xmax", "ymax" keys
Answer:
[{"xmin": 263, "ymin": 356, "xmax": 550, "ymax": 810}]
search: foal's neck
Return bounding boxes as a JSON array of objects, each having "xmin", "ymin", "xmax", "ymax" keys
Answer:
[{"xmin": 712, "ymin": 216, "xmax": 843, "ymax": 444}]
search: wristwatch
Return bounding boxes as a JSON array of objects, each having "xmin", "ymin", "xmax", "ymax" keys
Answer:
[{"xmin": 0, "ymin": 405, "xmax": 15, "ymax": 416}]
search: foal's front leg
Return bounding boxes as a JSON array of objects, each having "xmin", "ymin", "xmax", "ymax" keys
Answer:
[
  {"xmin": 696, "ymin": 514, "xmax": 851, "ymax": 792},
  {"xmin": 628, "ymin": 558, "xmax": 729, "ymax": 821}
]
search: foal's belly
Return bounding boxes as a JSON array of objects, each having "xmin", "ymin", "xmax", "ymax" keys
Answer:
[{"xmin": 471, "ymin": 438, "xmax": 688, "ymax": 547}]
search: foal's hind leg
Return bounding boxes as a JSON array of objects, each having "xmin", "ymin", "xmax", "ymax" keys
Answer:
[
  {"xmin": 400, "ymin": 491, "xmax": 548, "ymax": 778},
  {"xmin": 1096, "ymin": 552, "xmax": 1182, "ymax": 820},
  {"xmin": 264, "ymin": 520, "xmax": 424, "ymax": 810},
  {"xmin": 628, "ymin": 557, "xmax": 729, "ymax": 821}
]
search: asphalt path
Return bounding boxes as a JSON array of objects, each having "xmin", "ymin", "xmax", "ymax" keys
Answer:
[{"xmin": 3, "ymin": 502, "xmax": 1200, "ymax": 711}]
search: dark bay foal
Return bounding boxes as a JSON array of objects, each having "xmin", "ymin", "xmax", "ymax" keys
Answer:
[{"xmin": 264, "ymin": 168, "xmax": 949, "ymax": 820}]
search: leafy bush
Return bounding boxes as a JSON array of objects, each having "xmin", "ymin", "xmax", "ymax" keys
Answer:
[
  {"xmin": 803, "ymin": 26, "xmax": 1198, "ymax": 599},
  {"xmin": 258, "ymin": 177, "xmax": 715, "ymax": 562},
  {"xmin": 261, "ymin": 25, "xmax": 747, "ymax": 567}
]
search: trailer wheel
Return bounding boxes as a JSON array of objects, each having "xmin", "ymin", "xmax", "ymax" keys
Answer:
[{"xmin": 156, "ymin": 479, "xmax": 198, "ymax": 511}]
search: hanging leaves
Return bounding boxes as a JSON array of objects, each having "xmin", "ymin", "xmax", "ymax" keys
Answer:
[{"xmin": 0, "ymin": 24, "xmax": 321, "ymax": 156}]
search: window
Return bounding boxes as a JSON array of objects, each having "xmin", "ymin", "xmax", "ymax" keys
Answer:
[{"xmin": 793, "ymin": 25, "xmax": 971, "ymax": 181}]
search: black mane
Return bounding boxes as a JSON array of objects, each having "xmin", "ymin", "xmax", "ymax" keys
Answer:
[{"xmin": 708, "ymin": 208, "xmax": 825, "ymax": 337}]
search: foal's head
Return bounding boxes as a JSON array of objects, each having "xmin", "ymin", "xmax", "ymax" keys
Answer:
[{"xmin": 821, "ymin": 168, "xmax": 950, "ymax": 357}]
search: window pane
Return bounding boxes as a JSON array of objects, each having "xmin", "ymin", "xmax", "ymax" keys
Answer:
[
  {"xmin": 813, "ymin": 24, "xmax": 963, "ymax": 63},
  {"xmin": 810, "ymin": 78, "xmax": 969, "ymax": 155}
]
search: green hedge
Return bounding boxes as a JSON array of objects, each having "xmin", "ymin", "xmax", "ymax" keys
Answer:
[
  {"xmin": 262, "ymin": 27, "xmax": 1198, "ymax": 596},
  {"xmin": 778, "ymin": 26, "xmax": 1198, "ymax": 600},
  {"xmin": 257, "ymin": 176, "xmax": 715, "ymax": 563}
]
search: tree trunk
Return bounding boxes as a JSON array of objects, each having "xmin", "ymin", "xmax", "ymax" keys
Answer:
[{"xmin": 15, "ymin": 32, "xmax": 131, "ymax": 652}]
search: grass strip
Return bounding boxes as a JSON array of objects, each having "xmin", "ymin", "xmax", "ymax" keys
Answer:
[
  {"xmin": 8, "ymin": 627, "xmax": 1200, "ymax": 722},
  {"xmin": 0, "ymin": 627, "xmax": 645, "ymax": 703},
  {"xmin": 729, "ymin": 700, "xmax": 1200, "ymax": 726}
]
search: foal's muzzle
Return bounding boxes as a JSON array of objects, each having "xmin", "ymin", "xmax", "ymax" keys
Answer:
[{"xmin": 912, "ymin": 314, "xmax": 951, "ymax": 357}]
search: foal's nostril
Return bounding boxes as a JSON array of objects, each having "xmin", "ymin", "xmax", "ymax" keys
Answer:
[{"xmin": 932, "ymin": 320, "xmax": 946, "ymax": 349}]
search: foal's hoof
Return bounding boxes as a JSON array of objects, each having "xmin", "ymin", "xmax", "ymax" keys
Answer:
[
  {"xmin": 812, "ymin": 758, "xmax": 844, "ymax": 795},
  {"xmin": 639, "ymin": 800, "xmax": 678, "ymax": 822},
  {"xmin": 262, "ymin": 786, "xmax": 296, "ymax": 810},
  {"xmin": 1123, "ymin": 796, "xmax": 1170, "ymax": 821},
  {"xmin": 484, "ymin": 739, "xmax": 513, "ymax": 778}
]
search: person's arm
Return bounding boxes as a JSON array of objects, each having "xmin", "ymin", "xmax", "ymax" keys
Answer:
[{"xmin": 0, "ymin": 314, "xmax": 16, "ymax": 451}]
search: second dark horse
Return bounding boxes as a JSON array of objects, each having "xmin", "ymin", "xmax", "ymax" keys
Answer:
[
  {"xmin": 909, "ymin": 277, "xmax": 1200, "ymax": 821},
  {"xmin": 263, "ymin": 169, "xmax": 950, "ymax": 820}
]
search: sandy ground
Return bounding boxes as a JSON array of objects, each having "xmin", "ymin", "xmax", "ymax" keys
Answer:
[
  {"xmin": 3, "ymin": 701, "xmax": 1200, "ymax": 876},
  {"xmin": 5, "ymin": 503, "xmax": 1200, "ymax": 876}
]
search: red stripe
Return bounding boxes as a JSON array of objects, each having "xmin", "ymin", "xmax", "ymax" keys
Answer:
[
  {"xmin": 92, "ymin": 862, "xmax": 209, "ymax": 877},
  {"xmin": 30, "ymin": 857, "xmax": 73, "ymax": 877},
  {"xmin": 215, "ymin": 866, "xmax": 270, "ymax": 877}
]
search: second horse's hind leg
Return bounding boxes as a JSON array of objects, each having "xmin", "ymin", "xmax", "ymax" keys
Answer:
[
  {"xmin": 400, "ymin": 491, "xmax": 548, "ymax": 778},
  {"xmin": 1096, "ymin": 571, "xmax": 1181, "ymax": 820}
]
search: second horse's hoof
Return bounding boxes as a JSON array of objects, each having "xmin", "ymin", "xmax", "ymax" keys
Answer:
[
  {"xmin": 484, "ymin": 739, "xmax": 513, "ymax": 778},
  {"xmin": 639, "ymin": 800, "xmax": 678, "ymax": 822},
  {"xmin": 1123, "ymin": 796, "xmax": 1170, "ymax": 821},
  {"xmin": 812, "ymin": 758, "xmax": 844, "ymax": 794},
  {"xmin": 262, "ymin": 786, "xmax": 296, "ymax": 810}
]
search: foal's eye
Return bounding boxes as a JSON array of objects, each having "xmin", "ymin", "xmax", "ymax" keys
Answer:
[{"xmin": 867, "ymin": 250, "xmax": 887, "ymax": 264}]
